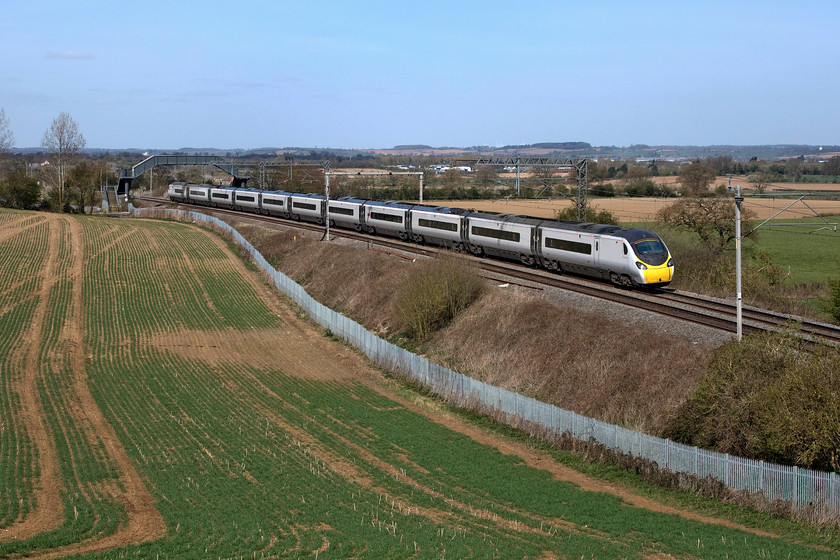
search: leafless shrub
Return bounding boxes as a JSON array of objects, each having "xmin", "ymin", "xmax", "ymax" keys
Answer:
[{"xmin": 395, "ymin": 256, "xmax": 485, "ymax": 341}]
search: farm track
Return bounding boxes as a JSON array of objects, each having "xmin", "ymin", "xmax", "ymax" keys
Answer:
[
  {"xmin": 138, "ymin": 196, "xmax": 840, "ymax": 346},
  {"xmin": 0, "ymin": 213, "xmax": 165, "ymax": 558},
  {"xmin": 3, "ymin": 213, "xmax": 64, "ymax": 540}
]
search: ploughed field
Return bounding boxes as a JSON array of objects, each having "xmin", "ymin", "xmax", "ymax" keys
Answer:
[{"xmin": 0, "ymin": 208, "xmax": 833, "ymax": 558}]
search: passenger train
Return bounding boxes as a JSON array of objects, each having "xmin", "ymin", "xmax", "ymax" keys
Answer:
[{"xmin": 167, "ymin": 182, "xmax": 674, "ymax": 288}]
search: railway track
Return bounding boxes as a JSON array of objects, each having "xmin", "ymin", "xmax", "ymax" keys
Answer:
[{"xmin": 133, "ymin": 196, "xmax": 840, "ymax": 346}]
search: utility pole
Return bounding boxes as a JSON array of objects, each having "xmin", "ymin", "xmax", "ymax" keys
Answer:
[
  {"xmin": 515, "ymin": 154, "xmax": 521, "ymax": 197},
  {"xmin": 324, "ymin": 173, "xmax": 330, "ymax": 241},
  {"xmin": 733, "ymin": 178, "xmax": 743, "ymax": 341}
]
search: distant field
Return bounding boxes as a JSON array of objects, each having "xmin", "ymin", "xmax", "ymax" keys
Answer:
[
  {"xmin": 0, "ymin": 208, "xmax": 835, "ymax": 558},
  {"xmin": 425, "ymin": 195, "xmax": 840, "ymax": 222}
]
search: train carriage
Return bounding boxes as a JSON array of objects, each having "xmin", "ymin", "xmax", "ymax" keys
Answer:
[
  {"xmin": 167, "ymin": 181, "xmax": 189, "ymax": 203},
  {"xmin": 209, "ymin": 186, "xmax": 237, "ymax": 209},
  {"xmin": 407, "ymin": 205, "xmax": 465, "ymax": 246},
  {"xmin": 538, "ymin": 222, "xmax": 602, "ymax": 274},
  {"xmin": 464, "ymin": 213, "xmax": 540, "ymax": 264},
  {"xmin": 289, "ymin": 193, "xmax": 326, "ymax": 224},
  {"xmin": 538, "ymin": 222, "xmax": 673, "ymax": 286},
  {"xmin": 186, "ymin": 184, "xmax": 212, "ymax": 206},
  {"xmin": 234, "ymin": 188, "xmax": 262, "ymax": 213},
  {"xmin": 327, "ymin": 197, "xmax": 366, "ymax": 230},
  {"xmin": 364, "ymin": 201, "xmax": 412, "ymax": 238},
  {"xmin": 260, "ymin": 190, "xmax": 292, "ymax": 217}
]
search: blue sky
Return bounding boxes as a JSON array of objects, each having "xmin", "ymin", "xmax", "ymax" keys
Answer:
[{"xmin": 2, "ymin": 1, "xmax": 838, "ymax": 150}]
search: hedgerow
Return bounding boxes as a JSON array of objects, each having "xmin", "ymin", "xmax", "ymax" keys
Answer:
[{"xmin": 665, "ymin": 329, "xmax": 840, "ymax": 473}]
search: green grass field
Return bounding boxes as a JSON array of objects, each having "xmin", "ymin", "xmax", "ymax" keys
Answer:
[
  {"xmin": 1, "ymin": 209, "xmax": 837, "ymax": 558},
  {"xmin": 754, "ymin": 223, "xmax": 840, "ymax": 284}
]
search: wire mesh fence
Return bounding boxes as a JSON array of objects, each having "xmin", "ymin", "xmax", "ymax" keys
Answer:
[{"xmin": 133, "ymin": 205, "xmax": 840, "ymax": 516}]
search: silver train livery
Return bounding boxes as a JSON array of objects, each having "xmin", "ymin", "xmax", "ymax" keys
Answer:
[{"xmin": 167, "ymin": 182, "xmax": 674, "ymax": 287}]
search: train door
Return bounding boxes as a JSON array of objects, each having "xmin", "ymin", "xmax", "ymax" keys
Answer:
[{"xmin": 595, "ymin": 236, "xmax": 625, "ymax": 275}]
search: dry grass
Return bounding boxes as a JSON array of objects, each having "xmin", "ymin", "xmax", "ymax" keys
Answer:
[
  {"xmin": 233, "ymin": 221, "xmax": 409, "ymax": 334},
  {"xmin": 426, "ymin": 289, "xmax": 713, "ymax": 433}
]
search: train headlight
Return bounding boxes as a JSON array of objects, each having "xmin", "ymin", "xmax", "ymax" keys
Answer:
[
  {"xmin": 667, "ymin": 258, "xmax": 673, "ymax": 267},
  {"xmin": 635, "ymin": 262, "xmax": 647, "ymax": 270}
]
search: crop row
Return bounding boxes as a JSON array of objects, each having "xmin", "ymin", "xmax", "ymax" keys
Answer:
[
  {"xmin": 0, "ymin": 214, "xmax": 49, "ymax": 529},
  {"xmin": 0, "ymin": 216, "xmax": 124, "ymax": 556}
]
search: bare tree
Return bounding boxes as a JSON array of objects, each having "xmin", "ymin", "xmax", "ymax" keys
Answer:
[
  {"xmin": 747, "ymin": 171, "xmax": 772, "ymax": 194},
  {"xmin": 785, "ymin": 157, "xmax": 803, "ymax": 182},
  {"xmin": 657, "ymin": 197, "xmax": 755, "ymax": 247},
  {"xmin": 677, "ymin": 161, "xmax": 717, "ymax": 197},
  {"xmin": 40, "ymin": 112, "xmax": 86, "ymax": 211},
  {"xmin": 0, "ymin": 108, "xmax": 14, "ymax": 154},
  {"xmin": 68, "ymin": 160, "xmax": 105, "ymax": 214},
  {"xmin": 474, "ymin": 165, "xmax": 497, "ymax": 188}
]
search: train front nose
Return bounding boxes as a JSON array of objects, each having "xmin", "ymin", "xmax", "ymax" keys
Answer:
[{"xmin": 642, "ymin": 256, "xmax": 674, "ymax": 285}]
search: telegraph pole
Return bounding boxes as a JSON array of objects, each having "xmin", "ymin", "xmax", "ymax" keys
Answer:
[
  {"xmin": 324, "ymin": 173, "xmax": 330, "ymax": 241},
  {"xmin": 733, "ymin": 178, "xmax": 743, "ymax": 341}
]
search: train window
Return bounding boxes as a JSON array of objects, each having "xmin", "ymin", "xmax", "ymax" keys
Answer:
[
  {"xmin": 633, "ymin": 239, "xmax": 665, "ymax": 255},
  {"xmin": 293, "ymin": 202, "xmax": 318, "ymax": 211},
  {"xmin": 623, "ymin": 244, "xmax": 628, "ymax": 255},
  {"xmin": 329, "ymin": 207, "xmax": 355, "ymax": 216},
  {"xmin": 212, "ymin": 192, "xmax": 229, "ymax": 199},
  {"xmin": 471, "ymin": 226, "xmax": 520, "ymax": 242},
  {"xmin": 262, "ymin": 199, "xmax": 284, "ymax": 206},
  {"xmin": 545, "ymin": 237, "xmax": 591, "ymax": 254},
  {"xmin": 370, "ymin": 212, "xmax": 403, "ymax": 224},
  {"xmin": 237, "ymin": 195, "xmax": 256, "ymax": 202},
  {"xmin": 419, "ymin": 218, "xmax": 457, "ymax": 231}
]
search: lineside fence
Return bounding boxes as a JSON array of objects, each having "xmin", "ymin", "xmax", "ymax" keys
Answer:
[{"xmin": 132, "ymin": 206, "xmax": 840, "ymax": 517}]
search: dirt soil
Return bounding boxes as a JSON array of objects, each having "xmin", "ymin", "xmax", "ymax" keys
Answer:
[{"xmin": 2, "ymin": 214, "xmax": 165, "ymax": 558}]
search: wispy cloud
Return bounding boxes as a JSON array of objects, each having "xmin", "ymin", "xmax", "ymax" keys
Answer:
[{"xmin": 45, "ymin": 51, "xmax": 94, "ymax": 60}]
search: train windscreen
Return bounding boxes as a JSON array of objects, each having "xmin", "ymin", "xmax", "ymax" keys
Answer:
[{"xmin": 632, "ymin": 238, "xmax": 668, "ymax": 265}]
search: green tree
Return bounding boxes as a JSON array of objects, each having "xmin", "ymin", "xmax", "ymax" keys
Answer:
[
  {"xmin": 40, "ymin": 112, "xmax": 86, "ymax": 211},
  {"xmin": 395, "ymin": 257, "xmax": 485, "ymax": 341},
  {"xmin": 0, "ymin": 166, "xmax": 40, "ymax": 209},
  {"xmin": 440, "ymin": 167, "xmax": 462, "ymax": 186},
  {"xmin": 706, "ymin": 155, "xmax": 734, "ymax": 175},
  {"xmin": 678, "ymin": 161, "xmax": 716, "ymax": 197},
  {"xmin": 666, "ymin": 330, "xmax": 840, "ymax": 472}
]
